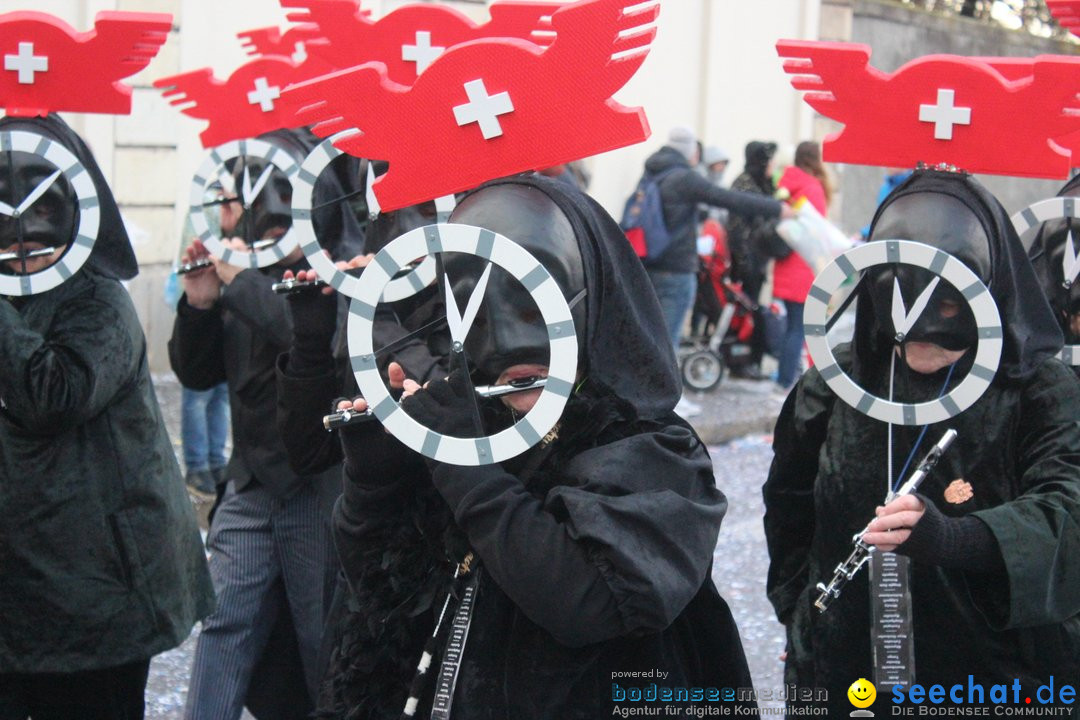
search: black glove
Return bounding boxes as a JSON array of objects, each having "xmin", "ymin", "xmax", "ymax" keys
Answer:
[
  {"xmin": 896, "ymin": 495, "xmax": 1004, "ymax": 573},
  {"xmin": 399, "ymin": 368, "xmax": 481, "ymax": 440},
  {"xmin": 285, "ymin": 284, "xmax": 339, "ymax": 377},
  {"xmin": 338, "ymin": 402, "xmax": 424, "ymax": 488}
]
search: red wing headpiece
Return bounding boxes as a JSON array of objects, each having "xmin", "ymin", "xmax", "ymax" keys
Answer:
[
  {"xmin": 282, "ymin": 0, "xmax": 563, "ymax": 84},
  {"xmin": 777, "ymin": 39, "xmax": 1080, "ymax": 179},
  {"xmin": 284, "ymin": 0, "xmax": 658, "ymax": 212},
  {"xmin": 0, "ymin": 10, "xmax": 172, "ymax": 117}
]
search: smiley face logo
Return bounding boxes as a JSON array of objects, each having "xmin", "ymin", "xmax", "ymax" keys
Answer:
[{"xmin": 848, "ymin": 678, "xmax": 877, "ymax": 709}]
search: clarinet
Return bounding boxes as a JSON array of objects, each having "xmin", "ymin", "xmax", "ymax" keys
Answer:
[
  {"xmin": 813, "ymin": 428, "xmax": 958, "ymax": 613},
  {"xmin": 323, "ymin": 377, "xmax": 548, "ymax": 430}
]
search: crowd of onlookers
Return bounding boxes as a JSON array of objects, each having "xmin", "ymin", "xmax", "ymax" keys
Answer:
[{"xmin": 629, "ymin": 127, "xmax": 834, "ymax": 416}]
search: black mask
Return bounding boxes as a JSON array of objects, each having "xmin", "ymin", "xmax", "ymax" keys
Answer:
[
  {"xmin": 867, "ymin": 192, "xmax": 992, "ymax": 352},
  {"xmin": 227, "ymin": 156, "xmax": 293, "ymax": 246},
  {"xmin": 0, "ymin": 150, "xmax": 76, "ymax": 252},
  {"xmin": 366, "ymin": 200, "xmax": 439, "ymax": 255},
  {"xmin": 444, "ymin": 183, "xmax": 587, "ymax": 385},
  {"xmin": 1036, "ymin": 220, "xmax": 1080, "ymax": 335}
]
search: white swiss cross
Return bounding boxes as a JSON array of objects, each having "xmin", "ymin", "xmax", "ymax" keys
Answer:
[
  {"xmin": 402, "ymin": 31, "xmax": 444, "ymax": 74},
  {"xmin": 918, "ymin": 88, "xmax": 972, "ymax": 141},
  {"xmin": 247, "ymin": 77, "xmax": 281, "ymax": 113},
  {"xmin": 453, "ymin": 79, "xmax": 514, "ymax": 140},
  {"xmin": 4, "ymin": 42, "xmax": 48, "ymax": 85}
]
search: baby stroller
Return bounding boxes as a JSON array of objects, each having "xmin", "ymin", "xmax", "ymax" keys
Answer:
[{"xmin": 679, "ymin": 218, "xmax": 757, "ymax": 391}]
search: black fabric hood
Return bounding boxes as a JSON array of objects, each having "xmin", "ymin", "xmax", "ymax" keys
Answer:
[
  {"xmin": 455, "ymin": 174, "xmax": 680, "ymax": 419},
  {"xmin": 256, "ymin": 127, "xmax": 365, "ymax": 262},
  {"xmin": 1028, "ymin": 172, "xmax": 1080, "ymax": 339},
  {"xmin": 742, "ymin": 141, "xmax": 777, "ymax": 192},
  {"xmin": 0, "ymin": 113, "xmax": 137, "ymax": 281},
  {"xmin": 859, "ymin": 169, "xmax": 1062, "ymax": 382},
  {"xmin": 643, "ymin": 146, "xmax": 691, "ymax": 177}
]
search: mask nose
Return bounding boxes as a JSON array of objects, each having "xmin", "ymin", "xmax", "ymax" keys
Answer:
[{"xmin": 459, "ymin": 267, "xmax": 551, "ymax": 383}]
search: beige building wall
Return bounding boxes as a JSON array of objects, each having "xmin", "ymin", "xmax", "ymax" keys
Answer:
[{"xmin": 2, "ymin": 0, "xmax": 822, "ymax": 370}]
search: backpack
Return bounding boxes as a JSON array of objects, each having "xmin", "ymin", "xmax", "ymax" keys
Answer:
[{"xmin": 619, "ymin": 168, "xmax": 679, "ymax": 261}]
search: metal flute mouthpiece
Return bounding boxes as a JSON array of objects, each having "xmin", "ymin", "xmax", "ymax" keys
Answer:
[
  {"xmin": 271, "ymin": 258, "xmax": 426, "ymax": 296},
  {"xmin": 813, "ymin": 428, "xmax": 957, "ymax": 613},
  {"xmin": 323, "ymin": 377, "xmax": 548, "ymax": 430},
  {"xmin": 272, "ymin": 278, "xmax": 328, "ymax": 295},
  {"xmin": 0, "ymin": 247, "xmax": 56, "ymax": 262},
  {"xmin": 176, "ymin": 239, "xmax": 279, "ymax": 275},
  {"xmin": 176, "ymin": 258, "xmax": 212, "ymax": 275}
]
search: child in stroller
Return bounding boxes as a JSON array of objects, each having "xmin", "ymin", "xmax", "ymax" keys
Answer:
[{"xmin": 682, "ymin": 217, "xmax": 758, "ymax": 390}]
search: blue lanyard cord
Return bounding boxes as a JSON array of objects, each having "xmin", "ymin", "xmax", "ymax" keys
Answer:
[{"xmin": 891, "ymin": 361, "xmax": 958, "ymax": 493}]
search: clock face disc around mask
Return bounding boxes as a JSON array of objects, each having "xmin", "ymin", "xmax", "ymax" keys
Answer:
[
  {"xmin": 292, "ymin": 133, "xmax": 435, "ymax": 302},
  {"xmin": 188, "ymin": 138, "xmax": 300, "ymax": 269},
  {"xmin": 347, "ymin": 222, "xmax": 578, "ymax": 466},
  {"xmin": 0, "ymin": 130, "xmax": 99, "ymax": 296},
  {"xmin": 805, "ymin": 239, "xmax": 1002, "ymax": 425},
  {"xmin": 1011, "ymin": 197, "xmax": 1080, "ymax": 366}
]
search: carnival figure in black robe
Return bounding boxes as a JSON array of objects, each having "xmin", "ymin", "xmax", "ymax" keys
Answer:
[
  {"xmin": 764, "ymin": 169, "xmax": 1080, "ymax": 716},
  {"xmin": 170, "ymin": 126, "xmax": 364, "ymax": 720},
  {"xmin": 1028, "ymin": 173, "xmax": 1080, "ymax": 379},
  {"xmin": 0, "ymin": 114, "xmax": 214, "ymax": 717},
  {"xmin": 317, "ymin": 174, "xmax": 756, "ymax": 718}
]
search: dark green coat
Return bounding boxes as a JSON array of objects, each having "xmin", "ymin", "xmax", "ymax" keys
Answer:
[
  {"xmin": 765, "ymin": 350, "xmax": 1080, "ymax": 713},
  {"xmin": 0, "ymin": 270, "xmax": 215, "ymax": 673}
]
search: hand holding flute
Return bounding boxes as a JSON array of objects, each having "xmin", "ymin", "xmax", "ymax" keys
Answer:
[
  {"xmin": 178, "ymin": 239, "xmax": 222, "ymax": 309},
  {"xmin": 813, "ymin": 428, "xmax": 957, "ymax": 612},
  {"xmin": 324, "ymin": 375, "xmax": 549, "ymax": 430}
]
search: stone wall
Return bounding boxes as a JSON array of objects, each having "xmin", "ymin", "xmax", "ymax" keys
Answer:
[{"xmin": 827, "ymin": 0, "xmax": 1080, "ymax": 236}]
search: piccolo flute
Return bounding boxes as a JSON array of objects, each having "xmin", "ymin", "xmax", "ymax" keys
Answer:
[
  {"xmin": 0, "ymin": 247, "xmax": 56, "ymax": 262},
  {"xmin": 813, "ymin": 428, "xmax": 958, "ymax": 613},
  {"xmin": 176, "ymin": 240, "xmax": 279, "ymax": 275},
  {"xmin": 176, "ymin": 258, "xmax": 212, "ymax": 275},
  {"xmin": 271, "ymin": 258, "xmax": 425, "ymax": 296},
  {"xmin": 323, "ymin": 376, "xmax": 548, "ymax": 430},
  {"xmin": 272, "ymin": 277, "xmax": 327, "ymax": 294}
]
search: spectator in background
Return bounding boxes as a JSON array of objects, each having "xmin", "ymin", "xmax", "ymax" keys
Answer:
[
  {"xmin": 774, "ymin": 140, "xmax": 833, "ymax": 393},
  {"xmin": 701, "ymin": 145, "xmax": 730, "ymax": 186},
  {"xmin": 638, "ymin": 127, "xmax": 788, "ymax": 416},
  {"xmin": 727, "ymin": 141, "xmax": 791, "ymax": 380},
  {"xmin": 180, "ymin": 383, "xmax": 229, "ymax": 499}
]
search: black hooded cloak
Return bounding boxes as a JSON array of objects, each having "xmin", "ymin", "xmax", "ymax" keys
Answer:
[
  {"xmin": 320, "ymin": 174, "xmax": 755, "ymax": 718},
  {"xmin": 170, "ymin": 126, "xmax": 368, "ymax": 719},
  {"xmin": 1028, "ymin": 172, "xmax": 1080, "ymax": 378},
  {"xmin": 0, "ymin": 114, "xmax": 214, "ymax": 672},
  {"xmin": 764, "ymin": 170, "xmax": 1079, "ymax": 715},
  {"xmin": 0, "ymin": 114, "xmax": 137, "ymax": 280}
]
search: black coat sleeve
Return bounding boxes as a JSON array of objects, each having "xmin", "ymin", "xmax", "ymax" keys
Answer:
[
  {"xmin": 430, "ymin": 425, "xmax": 726, "ymax": 647},
  {"xmin": 275, "ymin": 352, "xmax": 345, "ymax": 476},
  {"xmin": 218, "ymin": 269, "xmax": 293, "ymax": 351},
  {"xmin": 970, "ymin": 361, "xmax": 1080, "ymax": 629},
  {"xmin": 763, "ymin": 366, "xmax": 834, "ymax": 624},
  {"xmin": 671, "ymin": 170, "xmax": 782, "ymax": 221},
  {"xmin": 168, "ymin": 294, "xmax": 227, "ymax": 390},
  {"xmin": 0, "ymin": 286, "xmax": 137, "ymax": 435}
]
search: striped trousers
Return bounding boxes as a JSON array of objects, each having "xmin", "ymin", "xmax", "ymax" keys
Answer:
[{"xmin": 184, "ymin": 479, "xmax": 334, "ymax": 720}]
